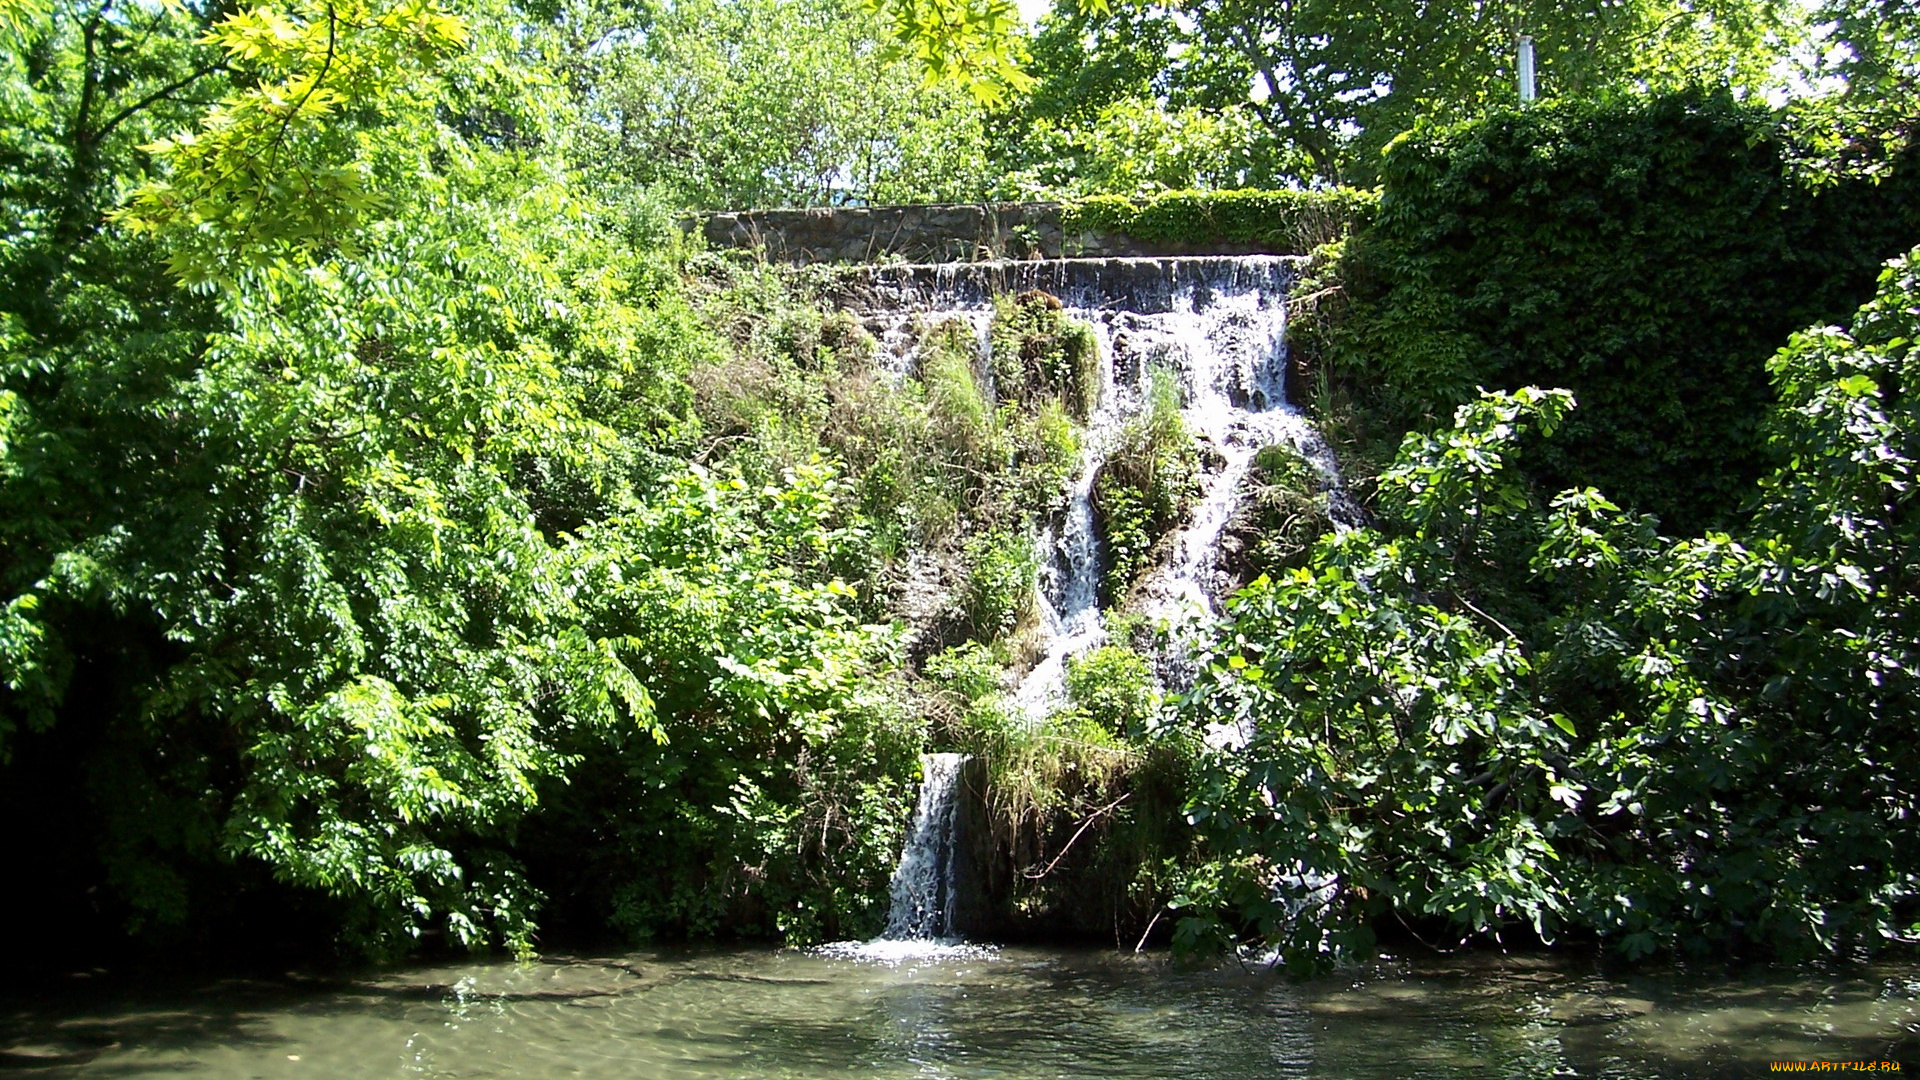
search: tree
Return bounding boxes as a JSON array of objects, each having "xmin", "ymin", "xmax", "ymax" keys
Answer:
[
  {"xmin": 1015, "ymin": 0, "xmax": 1806, "ymax": 185},
  {"xmin": 1, "ymin": 0, "xmax": 939, "ymax": 956},
  {"xmin": 1811, "ymin": 0, "xmax": 1920, "ymax": 157},
  {"xmin": 865, "ymin": 0, "xmax": 1034, "ymax": 105},
  {"xmin": 558, "ymin": 0, "xmax": 994, "ymax": 208},
  {"xmin": 3, "ymin": 0, "xmax": 703, "ymax": 954},
  {"xmin": 994, "ymin": 96, "xmax": 1270, "ymax": 198}
]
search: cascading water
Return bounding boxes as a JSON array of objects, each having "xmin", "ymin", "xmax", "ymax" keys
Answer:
[
  {"xmin": 1013, "ymin": 444, "xmax": 1107, "ymax": 720},
  {"xmin": 849, "ymin": 256, "xmax": 1355, "ymax": 722},
  {"xmin": 882, "ymin": 752, "xmax": 974, "ymax": 941}
]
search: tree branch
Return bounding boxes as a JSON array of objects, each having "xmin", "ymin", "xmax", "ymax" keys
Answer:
[
  {"xmin": 94, "ymin": 60, "xmax": 228, "ymax": 144},
  {"xmin": 1020, "ymin": 793, "xmax": 1131, "ymax": 879}
]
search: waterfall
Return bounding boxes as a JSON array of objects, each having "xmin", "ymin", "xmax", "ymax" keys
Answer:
[
  {"xmin": 883, "ymin": 752, "xmax": 974, "ymax": 941},
  {"xmin": 845, "ymin": 256, "xmax": 1353, "ymax": 721},
  {"xmin": 1012, "ymin": 444, "xmax": 1108, "ymax": 720}
]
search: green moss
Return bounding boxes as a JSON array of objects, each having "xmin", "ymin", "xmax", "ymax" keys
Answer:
[
  {"xmin": 990, "ymin": 290, "xmax": 1101, "ymax": 420},
  {"xmin": 1062, "ymin": 188, "xmax": 1378, "ymax": 252},
  {"xmin": 1238, "ymin": 443, "xmax": 1333, "ymax": 576},
  {"xmin": 1092, "ymin": 370, "xmax": 1202, "ymax": 604}
]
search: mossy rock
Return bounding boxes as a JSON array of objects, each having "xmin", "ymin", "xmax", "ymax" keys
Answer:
[{"xmin": 990, "ymin": 290, "xmax": 1101, "ymax": 420}]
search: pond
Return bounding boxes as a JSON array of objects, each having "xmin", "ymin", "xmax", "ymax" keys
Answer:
[{"xmin": 2, "ymin": 944, "xmax": 1915, "ymax": 1078}]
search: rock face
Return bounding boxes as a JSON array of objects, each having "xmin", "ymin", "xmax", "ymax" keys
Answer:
[{"xmin": 690, "ymin": 203, "xmax": 1279, "ymax": 264}]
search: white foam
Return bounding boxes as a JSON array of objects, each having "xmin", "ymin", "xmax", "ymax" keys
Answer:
[{"xmin": 810, "ymin": 939, "xmax": 1000, "ymax": 965}]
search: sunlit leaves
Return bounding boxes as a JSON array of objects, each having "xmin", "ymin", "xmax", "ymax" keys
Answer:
[
  {"xmin": 1378, "ymin": 386, "xmax": 1574, "ymax": 535},
  {"xmin": 1020, "ymin": 0, "xmax": 1807, "ymax": 184},
  {"xmin": 115, "ymin": 0, "xmax": 470, "ymax": 286},
  {"xmin": 866, "ymin": 0, "xmax": 1034, "ymax": 106},
  {"xmin": 1815, "ymin": 0, "xmax": 1920, "ymax": 156},
  {"xmin": 574, "ymin": 0, "xmax": 994, "ymax": 208},
  {"xmin": 0, "ymin": 0, "xmax": 740, "ymax": 949},
  {"xmin": 0, "ymin": 0, "xmax": 47, "ymax": 38}
]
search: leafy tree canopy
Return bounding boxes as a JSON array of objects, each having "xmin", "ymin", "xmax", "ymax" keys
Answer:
[
  {"xmin": 1009, "ymin": 0, "xmax": 1807, "ymax": 186},
  {"xmin": 0, "ymin": 0, "xmax": 907, "ymax": 958},
  {"xmin": 555, "ymin": 0, "xmax": 995, "ymax": 208}
]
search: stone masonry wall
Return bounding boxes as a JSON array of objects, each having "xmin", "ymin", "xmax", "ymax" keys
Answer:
[{"xmin": 691, "ymin": 202, "xmax": 1277, "ymax": 263}]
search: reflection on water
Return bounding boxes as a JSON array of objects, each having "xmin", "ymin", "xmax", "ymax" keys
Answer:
[{"xmin": 1, "ymin": 946, "xmax": 1915, "ymax": 1078}]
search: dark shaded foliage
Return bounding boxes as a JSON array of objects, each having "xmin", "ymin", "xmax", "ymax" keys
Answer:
[{"xmin": 1341, "ymin": 90, "xmax": 1920, "ymax": 533}]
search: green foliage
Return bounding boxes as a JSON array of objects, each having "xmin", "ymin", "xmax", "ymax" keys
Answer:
[
  {"xmin": 1007, "ymin": 396, "xmax": 1080, "ymax": 517},
  {"xmin": 0, "ymin": 0, "xmax": 935, "ymax": 959},
  {"xmin": 935, "ymin": 648, "xmax": 1133, "ymax": 862},
  {"xmin": 688, "ymin": 263, "xmax": 958, "ymax": 553},
  {"xmin": 562, "ymin": 0, "xmax": 994, "ymax": 209},
  {"xmin": 1064, "ymin": 643, "xmax": 1157, "ymax": 736},
  {"xmin": 958, "ymin": 528, "xmax": 1036, "ymax": 641},
  {"xmin": 994, "ymin": 98, "xmax": 1269, "ymax": 198},
  {"xmin": 934, "ymin": 633, "xmax": 1195, "ymax": 940},
  {"xmin": 925, "ymin": 641, "xmax": 1007, "ymax": 717},
  {"xmin": 530, "ymin": 463, "xmax": 921, "ymax": 946},
  {"xmin": 1231, "ymin": 443, "xmax": 1335, "ymax": 577},
  {"xmin": 3, "ymin": 0, "xmax": 1902, "ymax": 972},
  {"xmin": 672, "ymin": 260, "xmax": 1153, "ymax": 940},
  {"xmin": 1093, "ymin": 370, "xmax": 1200, "ymax": 604},
  {"xmin": 923, "ymin": 321, "xmax": 1001, "ymax": 479},
  {"xmin": 990, "ymin": 290, "xmax": 1100, "ymax": 419},
  {"xmin": 115, "ymin": 0, "xmax": 472, "ymax": 285},
  {"xmin": 0, "ymin": 0, "xmax": 728, "ymax": 955},
  {"xmin": 864, "ymin": 0, "xmax": 1037, "ymax": 106},
  {"xmin": 1341, "ymin": 90, "xmax": 1920, "ymax": 533},
  {"xmin": 1013, "ymin": 0, "xmax": 1804, "ymax": 185},
  {"xmin": 679, "ymin": 265, "xmax": 1092, "ymax": 666},
  {"xmin": 1177, "ymin": 242, "xmax": 1920, "ymax": 971},
  {"xmin": 1064, "ymin": 188, "xmax": 1377, "ymax": 253},
  {"xmin": 1814, "ymin": 0, "xmax": 1920, "ymax": 156}
]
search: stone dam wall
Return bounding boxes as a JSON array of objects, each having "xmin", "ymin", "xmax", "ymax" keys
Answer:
[{"xmin": 690, "ymin": 202, "xmax": 1280, "ymax": 263}]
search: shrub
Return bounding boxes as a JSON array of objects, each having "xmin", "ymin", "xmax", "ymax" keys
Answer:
[
  {"xmin": 1008, "ymin": 397, "xmax": 1081, "ymax": 518},
  {"xmin": 1230, "ymin": 443, "xmax": 1334, "ymax": 578},
  {"xmin": 1065, "ymin": 644, "xmax": 1159, "ymax": 737},
  {"xmin": 990, "ymin": 290, "xmax": 1101, "ymax": 420},
  {"xmin": 958, "ymin": 528, "xmax": 1038, "ymax": 642},
  {"xmin": 1178, "ymin": 238, "xmax": 1920, "ymax": 969},
  {"xmin": 1339, "ymin": 89, "xmax": 1920, "ymax": 533},
  {"xmin": 1092, "ymin": 370, "xmax": 1201, "ymax": 603}
]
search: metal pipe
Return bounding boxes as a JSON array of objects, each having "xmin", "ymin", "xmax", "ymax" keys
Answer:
[{"xmin": 1517, "ymin": 35, "xmax": 1537, "ymax": 103}]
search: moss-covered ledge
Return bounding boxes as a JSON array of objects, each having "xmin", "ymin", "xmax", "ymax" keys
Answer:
[
  {"xmin": 689, "ymin": 189, "xmax": 1377, "ymax": 264},
  {"xmin": 1061, "ymin": 189, "xmax": 1377, "ymax": 256}
]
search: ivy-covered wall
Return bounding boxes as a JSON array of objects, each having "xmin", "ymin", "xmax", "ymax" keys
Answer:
[
  {"xmin": 693, "ymin": 189, "xmax": 1372, "ymax": 263},
  {"xmin": 1337, "ymin": 91, "xmax": 1920, "ymax": 533},
  {"xmin": 1062, "ymin": 189, "xmax": 1377, "ymax": 256}
]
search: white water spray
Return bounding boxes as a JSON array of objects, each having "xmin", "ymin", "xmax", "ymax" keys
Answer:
[{"xmin": 882, "ymin": 752, "xmax": 973, "ymax": 941}]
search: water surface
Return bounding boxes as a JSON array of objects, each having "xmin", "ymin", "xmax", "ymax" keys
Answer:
[{"xmin": 3, "ymin": 945, "xmax": 1915, "ymax": 1078}]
